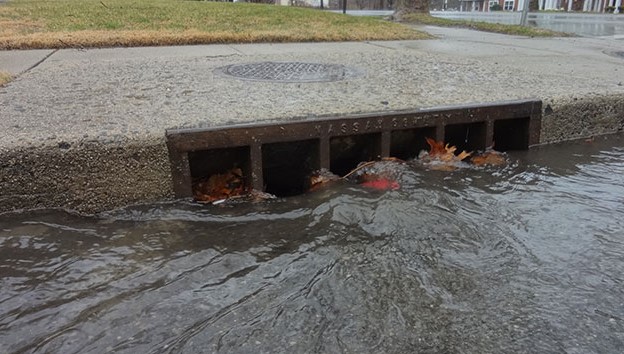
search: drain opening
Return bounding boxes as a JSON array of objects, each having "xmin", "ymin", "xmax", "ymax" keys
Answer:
[
  {"xmin": 494, "ymin": 117, "xmax": 530, "ymax": 151},
  {"xmin": 391, "ymin": 127, "xmax": 437, "ymax": 160},
  {"xmin": 166, "ymin": 99, "xmax": 542, "ymax": 200},
  {"xmin": 444, "ymin": 122, "xmax": 487, "ymax": 153},
  {"xmin": 330, "ymin": 134, "xmax": 382, "ymax": 176},
  {"xmin": 262, "ymin": 140, "xmax": 320, "ymax": 197},
  {"xmin": 189, "ymin": 146, "xmax": 251, "ymax": 189}
]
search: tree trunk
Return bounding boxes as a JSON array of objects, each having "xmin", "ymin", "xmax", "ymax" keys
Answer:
[{"xmin": 394, "ymin": 0, "xmax": 430, "ymax": 20}]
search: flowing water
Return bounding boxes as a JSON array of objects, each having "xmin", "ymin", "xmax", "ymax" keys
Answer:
[{"xmin": 1, "ymin": 134, "xmax": 624, "ymax": 354}]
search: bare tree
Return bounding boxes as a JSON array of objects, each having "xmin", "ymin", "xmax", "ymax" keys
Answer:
[{"xmin": 394, "ymin": 0, "xmax": 429, "ymax": 20}]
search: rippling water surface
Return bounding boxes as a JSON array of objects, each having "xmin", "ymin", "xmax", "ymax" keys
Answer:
[{"xmin": 1, "ymin": 135, "xmax": 624, "ymax": 354}]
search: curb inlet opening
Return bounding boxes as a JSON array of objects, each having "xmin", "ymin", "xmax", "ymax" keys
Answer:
[
  {"xmin": 330, "ymin": 133, "xmax": 381, "ymax": 176},
  {"xmin": 391, "ymin": 127, "xmax": 437, "ymax": 160},
  {"xmin": 494, "ymin": 117, "xmax": 530, "ymax": 151},
  {"xmin": 445, "ymin": 122, "xmax": 487, "ymax": 152},
  {"xmin": 189, "ymin": 146, "xmax": 251, "ymax": 189},
  {"xmin": 263, "ymin": 140, "xmax": 320, "ymax": 197}
]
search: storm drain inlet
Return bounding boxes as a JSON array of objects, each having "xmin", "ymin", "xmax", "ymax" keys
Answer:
[{"xmin": 166, "ymin": 99, "xmax": 542, "ymax": 198}]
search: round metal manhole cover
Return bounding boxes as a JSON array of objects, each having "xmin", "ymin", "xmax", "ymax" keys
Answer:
[{"xmin": 216, "ymin": 61, "xmax": 363, "ymax": 83}]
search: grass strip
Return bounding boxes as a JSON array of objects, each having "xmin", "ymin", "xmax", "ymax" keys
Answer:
[
  {"xmin": 0, "ymin": 0, "xmax": 429, "ymax": 49},
  {"xmin": 401, "ymin": 13, "xmax": 573, "ymax": 37}
]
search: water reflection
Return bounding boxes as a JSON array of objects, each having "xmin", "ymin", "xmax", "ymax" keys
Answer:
[
  {"xmin": 432, "ymin": 12, "xmax": 624, "ymax": 37},
  {"xmin": 1, "ymin": 134, "xmax": 623, "ymax": 353}
]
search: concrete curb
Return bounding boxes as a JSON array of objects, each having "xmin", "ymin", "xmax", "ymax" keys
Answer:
[
  {"xmin": 1, "ymin": 26, "xmax": 623, "ymax": 213},
  {"xmin": 541, "ymin": 94, "xmax": 624, "ymax": 144},
  {"xmin": 2, "ymin": 93, "xmax": 622, "ymax": 214}
]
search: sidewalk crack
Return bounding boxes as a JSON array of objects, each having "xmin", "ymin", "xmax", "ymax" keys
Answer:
[{"xmin": 23, "ymin": 49, "xmax": 59, "ymax": 74}]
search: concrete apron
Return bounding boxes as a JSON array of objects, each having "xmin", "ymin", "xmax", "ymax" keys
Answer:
[{"xmin": 1, "ymin": 27, "xmax": 623, "ymax": 214}]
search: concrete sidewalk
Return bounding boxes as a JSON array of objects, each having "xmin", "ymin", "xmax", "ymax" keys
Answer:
[{"xmin": 1, "ymin": 26, "xmax": 623, "ymax": 213}]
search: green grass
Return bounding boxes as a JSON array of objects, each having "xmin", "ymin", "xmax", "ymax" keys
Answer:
[
  {"xmin": 0, "ymin": 0, "xmax": 429, "ymax": 49},
  {"xmin": 402, "ymin": 13, "xmax": 573, "ymax": 37}
]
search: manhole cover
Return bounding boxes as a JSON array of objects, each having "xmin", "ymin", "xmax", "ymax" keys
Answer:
[{"xmin": 216, "ymin": 61, "xmax": 362, "ymax": 83}]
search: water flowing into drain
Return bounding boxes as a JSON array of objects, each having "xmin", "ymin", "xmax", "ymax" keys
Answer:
[
  {"xmin": 166, "ymin": 100, "xmax": 541, "ymax": 199},
  {"xmin": 2, "ymin": 134, "xmax": 624, "ymax": 353}
]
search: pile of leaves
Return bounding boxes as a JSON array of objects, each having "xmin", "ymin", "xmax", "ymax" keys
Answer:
[
  {"xmin": 192, "ymin": 138, "xmax": 508, "ymax": 204},
  {"xmin": 418, "ymin": 137, "xmax": 506, "ymax": 170},
  {"xmin": 193, "ymin": 168, "xmax": 246, "ymax": 203},
  {"xmin": 308, "ymin": 139, "xmax": 507, "ymax": 192},
  {"xmin": 193, "ymin": 168, "xmax": 276, "ymax": 205}
]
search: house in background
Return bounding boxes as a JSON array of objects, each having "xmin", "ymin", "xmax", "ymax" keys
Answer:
[
  {"xmin": 431, "ymin": 0, "xmax": 463, "ymax": 10},
  {"xmin": 275, "ymin": 0, "xmax": 620, "ymax": 12},
  {"xmin": 538, "ymin": 0, "xmax": 621, "ymax": 11},
  {"xmin": 459, "ymin": 0, "xmax": 621, "ymax": 12},
  {"xmin": 459, "ymin": 0, "xmax": 526, "ymax": 11}
]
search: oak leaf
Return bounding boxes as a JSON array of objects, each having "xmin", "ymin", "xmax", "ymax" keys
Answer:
[{"xmin": 420, "ymin": 138, "xmax": 472, "ymax": 170}]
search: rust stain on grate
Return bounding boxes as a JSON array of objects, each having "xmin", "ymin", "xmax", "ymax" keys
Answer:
[{"xmin": 166, "ymin": 99, "xmax": 541, "ymax": 198}]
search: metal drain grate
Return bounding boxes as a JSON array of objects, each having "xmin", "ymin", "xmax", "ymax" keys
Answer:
[
  {"xmin": 216, "ymin": 61, "xmax": 362, "ymax": 83},
  {"xmin": 166, "ymin": 99, "xmax": 542, "ymax": 198}
]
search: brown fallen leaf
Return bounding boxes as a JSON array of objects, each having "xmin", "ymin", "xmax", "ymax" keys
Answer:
[
  {"xmin": 471, "ymin": 149, "xmax": 506, "ymax": 166},
  {"xmin": 424, "ymin": 138, "xmax": 472, "ymax": 161},
  {"xmin": 425, "ymin": 137, "xmax": 448, "ymax": 157},
  {"xmin": 419, "ymin": 138, "xmax": 472, "ymax": 170},
  {"xmin": 193, "ymin": 168, "xmax": 246, "ymax": 203}
]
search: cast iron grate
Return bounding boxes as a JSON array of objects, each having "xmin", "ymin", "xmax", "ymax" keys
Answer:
[
  {"xmin": 166, "ymin": 99, "xmax": 542, "ymax": 198},
  {"xmin": 217, "ymin": 61, "xmax": 362, "ymax": 83}
]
